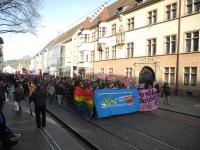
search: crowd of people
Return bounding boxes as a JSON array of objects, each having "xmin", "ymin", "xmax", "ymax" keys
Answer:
[{"xmin": 0, "ymin": 73, "xmax": 170, "ymax": 149}]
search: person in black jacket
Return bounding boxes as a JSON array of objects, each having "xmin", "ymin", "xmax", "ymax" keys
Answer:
[
  {"xmin": 0, "ymin": 80, "xmax": 6, "ymax": 103},
  {"xmin": 161, "ymin": 82, "xmax": 170, "ymax": 104},
  {"xmin": 32, "ymin": 84, "xmax": 47, "ymax": 128},
  {"xmin": 0, "ymin": 99, "xmax": 18, "ymax": 150},
  {"xmin": 13, "ymin": 83, "xmax": 24, "ymax": 112}
]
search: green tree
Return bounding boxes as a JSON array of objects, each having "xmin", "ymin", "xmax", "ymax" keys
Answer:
[{"xmin": 0, "ymin": 0, "xmax": 41, "ymax": 34}]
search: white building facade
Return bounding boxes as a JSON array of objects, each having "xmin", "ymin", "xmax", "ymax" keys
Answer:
[{"xmin": 31, "ymin": 0, "xmax": 200, "ymax": 97}]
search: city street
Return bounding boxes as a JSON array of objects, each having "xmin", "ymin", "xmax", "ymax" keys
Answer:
[
  {"xmin": 3, "ymin": 97, "xmax": 200, "ymax": 150},
  {"xmin": 48, "ymin": 100, "xmax": 200, "ymax": 150},
  {"xmin": 1, "ymin": 0, "xmax": 200, "ymax": 149},
  {"xmin": 3, "ymin": 101, "xmax": 93, "ymax": 150}
]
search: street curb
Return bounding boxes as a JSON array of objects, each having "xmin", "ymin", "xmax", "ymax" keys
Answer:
[
  {"xmin": 46, "ymin": 108, "xmax": 100, "ymax": 150},
  {"xmin": 158, "ymin": 107, "xmax": 200, "ymax": 118}
]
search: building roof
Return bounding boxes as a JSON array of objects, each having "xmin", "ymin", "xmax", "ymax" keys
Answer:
[
  {"xmin": 45, "ymin": 23, "xmax": 83, "ymax": 49},
  {"xmin": 36, "ymin": 0, "xmax": 157, "ymax": 56},
  {"xmin": 90, "ymin": 0, "xmax": 134, "ymax": 28},
  {"xmin": 88, "ymin": 0, "xmax": 157, "ymax": 28}
]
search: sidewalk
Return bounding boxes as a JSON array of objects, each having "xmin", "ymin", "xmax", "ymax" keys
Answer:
[{"xmin": 158, "ymin": 96, "xmax": 200, "ymax": 118}]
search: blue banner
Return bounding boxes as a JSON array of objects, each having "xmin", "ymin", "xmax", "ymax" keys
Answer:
[{"xmin": 94, "ymin": 88, "xmax": 140, "ymax": 118}]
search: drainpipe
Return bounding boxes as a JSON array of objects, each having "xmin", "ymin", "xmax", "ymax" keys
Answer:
[
  {"xmin": 175, "ymin": 0, "xmax": 181, "ymax": 96},
  {"xmin": 0, "ymin": 37, "xmax": 4, "ymax": 73}
]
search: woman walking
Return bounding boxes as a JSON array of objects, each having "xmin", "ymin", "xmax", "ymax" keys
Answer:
[{"xmin": 13, "ymin": 83, "xmax": 24, "ymax": 112}]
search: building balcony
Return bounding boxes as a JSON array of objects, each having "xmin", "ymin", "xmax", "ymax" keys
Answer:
[
  {"xmin": 78, "ymin": 43, "xmax": 93, "ymax": 51},
  {"xmin": 98, "ymin": 36, "xmax": 107, "ymax": 44},
  {"xmin": 78, "ymin": 61, "xmax": 91, "ymax": 68}
]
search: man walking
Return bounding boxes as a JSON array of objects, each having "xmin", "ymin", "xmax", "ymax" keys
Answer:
[
  {"xmin": 32, "ymin": 83, "xmax": 47, "ymax": 128},
  {"xmin": 161, "ymin": 82, "xmax": 170, "ymax": 104}
]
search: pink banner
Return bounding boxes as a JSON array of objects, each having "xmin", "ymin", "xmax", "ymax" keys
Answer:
[{"xmin": 138, "ymin": 88, "xmax": 158, "ymax": 111}]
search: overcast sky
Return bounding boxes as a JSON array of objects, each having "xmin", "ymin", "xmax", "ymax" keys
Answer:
[{"xmin": 2, "ymin": 0, "xmax": 116, "ymax": 60}]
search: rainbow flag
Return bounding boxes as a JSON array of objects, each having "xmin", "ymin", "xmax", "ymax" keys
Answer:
[{"xmin": 74, "ymin": 86, "xmax": 94, "ymax": 119}]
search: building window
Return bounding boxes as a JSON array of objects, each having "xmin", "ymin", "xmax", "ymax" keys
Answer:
[
  {"xmin": 127, "ymin": 17, "xmax": 134, "ymax": 31},
  {"xmin": 101, "ymin": 68, "xmax": 104, "ymax": 74},
  {"xmin": 148, "ymin": 10, "xmax": 157, "ymax": 25},
  {"xmin": 184, "ymin": 67, "xmax": 197, "ymax": 86},
  {"xmin": 91, "ymin": 51, "xmax": 95, "ymax": 62},
  {"xmin": 185, "ymin": 31, "xmax": 199, "ymax": 52},
  {"xmin": 99, "ymin": 52, "xmax": 102, "ymax": 61},
  {"xmin": 109, "ymin": 68, "xmax": 113, "ymax": 75},
  {"xmin": 195, "ymin": 0, "xmax": 200, "ymax": 12},
  {"xmin": 105, "ymin": 47, "xmax": 109, "ymax": 60},
  {"xmin": 90, "ymin": 68, "xmax": 94, "ymax": 78},
  {"xmin": 112, "ymin": 46, "xmax": 116, "ymax": 59},
  {"xmin": 165, "ymin": 35, "xmax": 176, "ymax": 54},
  {"xmin": 125, "ymin": 68, "xmax": 132, "ymax": 77},
  {"xmin": 112, "ymin": 24, "xmax": 116, "ymax": 35},
  {"xmin": 92, "ymin": 32, "xmax": 96, "ymax": 41},
  {"xmin": 165, "ymin": 3, "xmax": 177, "ymax": 20},
  {"xmin": 127, "ymin": 42, "xmax": 134, "ymax": 57},
  {"xmin": 99, "ymin": 27, "xmax": 107, "ymax": 37},
  {"xmin": 164, "ymin": 67, "xmax": 175, "ymax": 84},
  {"xmin": 187, "ymin": 0, "xmax": 200, "ymax": 14},
  {"xmin": 80, "ymin": 52, "xmax": 84, "ymax": 62},
  {"xmin": 86, "ymin": 54, "xmax": 88, "ymax": 62},
  {"xmin": 147, "ymin": 38, "xmax": 156, "ymax": 56},
  {"xmin": 60, "ymin": 57, "xmax": 64, "ymax": 67},
  {"xmin": 83, "ymin": 34, "xmax": 89, "ymax": 43}
]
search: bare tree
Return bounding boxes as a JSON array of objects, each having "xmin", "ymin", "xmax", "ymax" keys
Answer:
[{"xmin": 0, "ymin": 0, "xmax": 41, "ymax": 34}]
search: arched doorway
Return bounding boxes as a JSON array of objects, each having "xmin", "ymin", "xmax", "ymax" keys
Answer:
[{"xmin": 139, "ymin": 66, "xmax": 155, "ymax": 86}]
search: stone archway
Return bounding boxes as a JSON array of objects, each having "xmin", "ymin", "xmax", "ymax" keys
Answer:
[
  {"xmin": 133, "ymin": 57, "xmax": 160, "ymax": 85},
  {"xmin": 139, "ymin": 66, "xmax": 155, "ymax": 86}
]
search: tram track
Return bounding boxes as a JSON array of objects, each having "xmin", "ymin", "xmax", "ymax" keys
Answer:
[
  {"xmin": 39, "ymin": 128, "xmax": 62, "ymax": 150},
  {"xmin": 158, "ymin": 107, "xmax": 200, "ymax": 118},
  {"xmin": 89, "ymin": 117, "xmax": 179, "ymax": 150},
  {"xmin": 46, "ymin": 109, "xmax": 101, "ymax": 150},
  {"xmin": 47, "ymin": 106, "xmax": 141, "ymax": 150},
  {"xmin": 47, "ymin": 105, "xmax": 180, "ymax": 150},
  {"xmin": 147, "ymin": 108, "xmax": 200, "ymax": 129}
]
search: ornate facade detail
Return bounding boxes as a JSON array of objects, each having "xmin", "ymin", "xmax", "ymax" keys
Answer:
[
  {"xmin": 116, "ymin": 23, "xmax": 125, "ymax": 47},
  {"xmin": 133, "ymin": 57, "xmax": 160, "ymax": 84}
]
